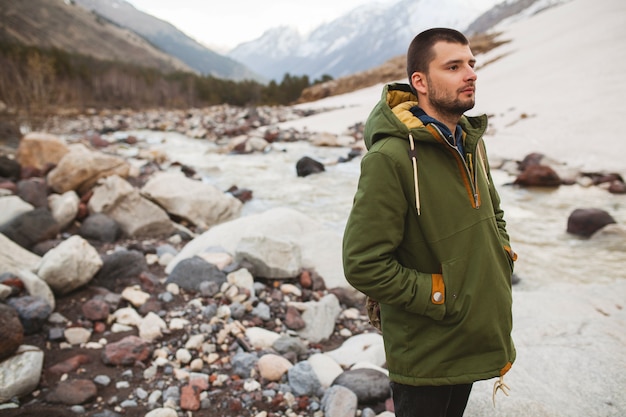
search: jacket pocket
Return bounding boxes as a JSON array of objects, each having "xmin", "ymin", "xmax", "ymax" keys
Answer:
[
  {"xmin": 438, "ymin": 259, "xmax": 466, "ymax": 320},
  {"xmin": 420, "ymin": 273, "xmax": 447, "ymax": 321}
]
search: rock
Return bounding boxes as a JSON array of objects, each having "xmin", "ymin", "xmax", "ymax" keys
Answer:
[
  {"xmin": 6, "ymin": 295, "xmax": 53, "ymax": 334},
  {"xmin": 288, "ymin": 360, "xmax": 322, "ymax": 397},
  {"xmin": 15, "ymin": 132, "xmax": 69, "ymax": 171},
  {"xmin": 91, "ymin": 249, "xmax": 148, "ymax": 291},
  {"xmin": 325, "ymin": 333, "xmax": 386, "ymax": 368},
  {"xmin": 226, "ymin": 268, "xmax": 255, "ymax": 296},
  {"xmin": 101, "ymin": 335, "xmax": 151, "ymax": 366},
  {"xmin": 141, "ymin": 170, "xmax": 242, "ymax": 229},
  {"xmin": 0, "ymin": 207, "xmax": 60, "ymax": 250},
  {"xmin": 0, "ymin": 303, "xmax": 23, "ymax": 361},
  {"xmin": 284, "ymin": 305, "xmax": 306, "ymax": 330},
  {"xmin": 234, "ymin": 235, "xmax": 302, "ymax": 279},
  {"xmin": 37, "ymin": 235, "xmax": 103, "ymax": 295},
  {"xmin": 272, "ymin": 335, "xmax": 309, "ymax": 358},
  {"xmin": 322, "ymin": 385, "xmax": 358, "ymax": 417},
  {"xmin": 165, "ymin": 256, "xmax": 226, "ymax": 292},
  {"xmin": 310, "ymin": 132, "xmax": 343, "ymax": 147},
  {"xmin": 145, "ymin": 408, "xmax": 177, "ymax": 417},
  {"xmin": 88, "ymin": 174, "xmax": 175, "ymax": 238},
  {"xmin": 81, "ymin": 298, "xmax": 111, "ymax": 322},
  {"xmin": 47, "ymin": 354, "xmax": 91, "ymax": 374},
  {"xmin": 514, "ymin": 165, "xmax": 561, "ymax": 187},
  {"xmin": 518, "ymin": 152, "xmax": 545, "ymax": 171},
  {"xmin": 47, "ymin": 190, "xmax": 80, "ymax": 230},
  {"xmin": 329, "ymin": 286, "xmax": 366, "ymax": 309},
  {"xmin": 180, "ymin": 384, "xmax": 201, "ymax": 411},
  {"xmin": 138, "ymin": 312, "xmax": 167, "ymax": 342},
  {"xmin": 16, "ymin": 178, "xmax": 48, "ymax": 208},
  {"xmin": 296, "ymin": 156, "xmax": 325, "ymax": 177},
  {"xmin": 46, "ymin": 379, "xmax": 98, "ymax": 405},
  {"xmin": 308, "ymin": 353, "xmax": 344, "ymax": 389},
  {"xmin": 608, "ymin": 180, "xmax": 626, "ymax": 194},
  {"xmin": 331, "ymin": 368, "xmax": 391, "ymax": 405},
  {"xmin": 0, "ymin": 155, "xmax": 20, "ymax": 179},
  {"xmin": 0, "ymin": 345, "xmax": 44, "ymax": 403},
  {"xmin": 109, "ymin": 307, "xmax": 143, "ymax": 328},
  {"xmin": 245, "ymin": 327, "xmax": 281, "ymax": 349},
  {"xmin": 0, "ymin": 180, "xmax": 16, "ymax": 195},
  {"xmin": 0, "ymin": 282, "xmax": 12, "ymax": 300},
  {"xmin": 46, "ymin": 143, "xmax": 130, "ymax": 194},
  {"xmin": 121, "ymin": 285, "xmax": 150, "ymax": 307},
  {"xmin": 295, "ymin": 293, "xmax": 342, "ymax": 343},
  {"xmin": 77, "ymin": 213, "xmax": 121, "ymax": 243},
  {"xmin": 257, "ymin": 354, "xmax": 293, "ymax": 381},
  {"xmin": 232, "ymin": 352, "xmax": 258, "ymax": 378},
  {"xmin": 64, "ymin": 327, "xmax": 93, "ymax": 345},
  {"xmin": 0, "ymin": 232, "xmax": 42, "ymax": 275},
  {"xmin": 566, "ymin": 208, "xmax": 617, "ymax": 237},
  {"xmin": 164, "ymin": 207, "xmax": 347, "ymax": 289},
  {"xmin": 0, "ymin": 195, "xmax": 33, "ymax": 227},
  {"xmin": 11, "ymin": 269, "xmax": 55, "ymax": 310}
]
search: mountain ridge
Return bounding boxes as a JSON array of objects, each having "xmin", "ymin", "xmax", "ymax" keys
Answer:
[{"xmin": 0, "ymin": 0, "xmax": 192, "ymax": 73}]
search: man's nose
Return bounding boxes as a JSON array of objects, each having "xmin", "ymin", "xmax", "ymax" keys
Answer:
[{"xmin": 466, "ymin": 66, "xmax": 477, "ymax": 81}]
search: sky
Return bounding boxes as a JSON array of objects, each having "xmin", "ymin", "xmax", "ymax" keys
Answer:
[{"xmin": 125, "ymin": 0, "xmax": 399, "ymax": 52}]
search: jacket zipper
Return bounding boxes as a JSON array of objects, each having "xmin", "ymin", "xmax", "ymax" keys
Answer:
[{"xmin": 431, "ymin": 125, "xmax": 480, "ymax": 209}]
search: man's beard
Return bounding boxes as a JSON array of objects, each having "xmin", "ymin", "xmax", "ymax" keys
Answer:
[{"xmin": 427, "ymin": 77, "xmax": 475, "ymax": 118}]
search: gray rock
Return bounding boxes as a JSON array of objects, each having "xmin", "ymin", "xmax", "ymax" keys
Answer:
[
  {"xmin": 92, "ymin": 249, "xmax": 147, "ymax": 291},
  {"xmin": 231, "ymin": 352, "xmax": 258, "ymax": 378},
  {"xmin": 166, "ymin": 256, "xmax": 226, "ymax": 292},
  {"xmin": 7, "ymin": 295, "xmax": 53, "ymax": 334},
  {"xmin": 288, "ymin": 361, "xmax": 322, "ymax": 397},
  {"xmin": 0, "ymin": 207, "xmax": 60, "ymax": 250},
  {"xmin": 272, "ymin": 335, "xmax": 308, "ymax": 357},
  {"xmin": 332, "ymin": 368, "xmax": 390, "ymax": 405},
  {"xmin": 78, "ymin": 213, "xmax": 121, "ymax": 243}
]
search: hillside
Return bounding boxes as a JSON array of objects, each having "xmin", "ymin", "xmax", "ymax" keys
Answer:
[
  {"xmin": 0, "ymin": 0, "xmax": 192, "ymax": 73},
  {"xmin": 72, "ymin": 0, "xmax": 260, "ymax": 81}
]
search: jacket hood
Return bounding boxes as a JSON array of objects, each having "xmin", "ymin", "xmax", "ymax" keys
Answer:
[{"xmin": 363, "ymin": 83, "xmax": 488, "ymax": 150}]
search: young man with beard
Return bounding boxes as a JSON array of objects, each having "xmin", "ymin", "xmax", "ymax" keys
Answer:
[{"xmin": 342, "ymin": 28, "xmax": 517, "ymax": 417}]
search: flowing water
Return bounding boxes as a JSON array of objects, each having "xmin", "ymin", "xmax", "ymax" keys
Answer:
[{"xmin": 133, "ymin": 130, "xmax": 626, "ymax": 290}]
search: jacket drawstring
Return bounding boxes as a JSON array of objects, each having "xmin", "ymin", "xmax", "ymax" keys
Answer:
[
  {"xmin": 476, "ymin": 141, "xmax": 490, "ymax": 185},
  {"xmin": 408, "ymin": 133, "xmax": 421, "ymax": 215}
]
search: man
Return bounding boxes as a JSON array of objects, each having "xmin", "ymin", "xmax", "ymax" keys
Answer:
[{"xmin": 342, "ymin": 28, "xmax": 517, "ymax": 417}]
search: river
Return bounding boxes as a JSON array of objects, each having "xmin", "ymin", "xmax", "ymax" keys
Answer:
[{"xmin": 133, "ymin": 129, "xmax": 626, "ymax": 291}]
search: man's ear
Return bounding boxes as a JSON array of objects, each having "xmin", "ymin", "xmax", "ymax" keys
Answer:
[{"xmin": 411, "ymin": 72, "xmax": 427, "ymax": 95}]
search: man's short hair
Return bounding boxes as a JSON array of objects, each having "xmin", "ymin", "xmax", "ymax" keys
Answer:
[{"xmin": 406, "ymin": 28, "xmax": 470, "ymax": 81}]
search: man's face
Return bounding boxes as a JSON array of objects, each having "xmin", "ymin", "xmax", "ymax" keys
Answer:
[{"xmin": 421, "ymin": 41, "xmax": 477, "ymax": 116}]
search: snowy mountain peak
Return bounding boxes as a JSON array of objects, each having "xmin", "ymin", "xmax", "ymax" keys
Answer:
[{"xmin": 228, "ymin": 0, "xmax": 569, "ymax": 82}]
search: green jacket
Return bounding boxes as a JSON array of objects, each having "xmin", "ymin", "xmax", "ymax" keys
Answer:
[{"xmin": 342, "ymin": 83, "xmax": 516, "ymax": 386}]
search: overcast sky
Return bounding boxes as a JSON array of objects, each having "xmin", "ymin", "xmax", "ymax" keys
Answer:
[{"xmin": 125, "ymin": 0, "xmax": 399, "ymax": 52}]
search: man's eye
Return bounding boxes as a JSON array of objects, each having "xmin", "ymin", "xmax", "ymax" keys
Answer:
[{"xmin": 449, "ymin": 65, "xmax": 458, "ymax": 70}]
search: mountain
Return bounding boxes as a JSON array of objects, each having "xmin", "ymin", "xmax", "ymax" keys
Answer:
[
  {"xmin": 0, "ymin": 0, "xmax": 192, "ymax": 73},
  {"xmin": 72, "ymin": 0, "xmax": 261, "ymax": 81},
  {"xmin": 229, "ymin": 0, "xmax": 569, "ymax": 82}
]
